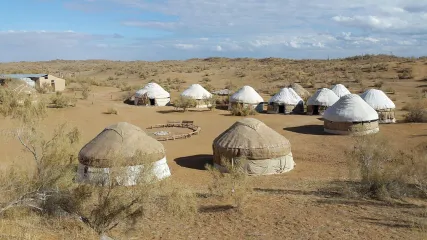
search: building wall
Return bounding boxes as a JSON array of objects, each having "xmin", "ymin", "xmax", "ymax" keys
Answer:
[{"xmin": 36, "ymin": 75, "xmax": 66, "ymax": 92}]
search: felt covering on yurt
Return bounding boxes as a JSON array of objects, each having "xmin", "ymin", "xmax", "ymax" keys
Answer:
[
  {"xmin": 135, "ymin": 82, "xmax": 170, "ymax": 99},
  {"xmin": 331, "ymin": 84, "xmax": 351, "ymax": 98},
  {"xmin": 230, "ymin": 86, "xmax": 264, "ymax": 104},
  {"xmin": 212, "ymin": 118, "xmax": 295, "ymax": 175},
  {"xmin": 181, "ymin": 84, "xmax": 212, "ymax": 99},
  {"xmin": 323, "ymin": 94, "xmax": 379, "ymax": 135},
  {"xmin": 78, "ymin": 122, "xmax": 166, "ymax": 168},
  {"xmin": 307, "ymin": 88, "xmax": 339, "ymax": 107}
]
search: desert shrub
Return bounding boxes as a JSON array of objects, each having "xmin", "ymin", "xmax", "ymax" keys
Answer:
[
  {"xmin": 0, "ymin": 88, "xmax": 46, "ymax": 124},
  {"xmin": 81, "ymin": 84, "xmax": 91, "ymax": 100},
  {"xmin": 103, "ymin": 107, "xmax": 118, "ymax": 115},
  {"xmin": 373, "ymin": 81, "xmax": 384, "ymax": 88},
  {"xmin": 384, "ymin": 87, "xmax": 395, "ymax": 94},
  {"xmin": 50, "ymin": 92, "xmax": 76, "ymax": 108},
  {"xmin": 120, "ymin": 82, "xmax": 132, "ymax": 91},
  {"xmin": 345, "ymin": 133, "xmax": 409, "ymax": 200},
  {"xmin": 224, "ymin": 80, "xmax": 237, "ymax": 91},
  {"xmin": 173, "ymin": 96, "xmax": 196, "ymax": 112},
  {"xmin": 397, "ymin": 68, "xmax": 413, "ymax": 79},
  {"xmin": 36, "ymin": 82, "xmax": 52, "ymax": 94},
  {"xmin": 205, "ymin": 158, "xmax": 251, "ymax": 210},
  {"xmin": 403, "ymin": 100, "xmax": 427, "ymax": 122},
  {"xmin": 229, "ymin": 104, "xmax": 258, "ymax": 116}
]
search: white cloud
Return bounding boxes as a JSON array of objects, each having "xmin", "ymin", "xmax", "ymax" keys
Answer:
[{"xmin": 173, "ymin": 43, "xmax": 197, "ymax": 50}]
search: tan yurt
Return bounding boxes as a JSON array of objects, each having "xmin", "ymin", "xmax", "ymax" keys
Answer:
[
  {"xmin": 76, "ymin": 122, "xmax": 171, "ymax": 186},
  {"xmin": 212, "ymin": 118, "xmax": 295, "ymax": 175},
  {"xmin": 268, "ymin": 88, "xmax": 304, "ymax": 114},
  {"xmin": 307, "ymin": 88, "xmax": 339, "ymax": 115},
  {"xmin": 323, "ymin": 94, "xmax": 379, "ymax": 135},
  {"xmin": 360, "ymin": 89, "xmax": 396, "ymax": 124},
  {"xmin": 289, "ymin": 83, "xmax": 310, "ymax": 99}
]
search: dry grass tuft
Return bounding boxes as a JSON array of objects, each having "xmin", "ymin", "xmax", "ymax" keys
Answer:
[{"xmin": 229, "ymin": 104, "xmax": 258, "ymax": 116}]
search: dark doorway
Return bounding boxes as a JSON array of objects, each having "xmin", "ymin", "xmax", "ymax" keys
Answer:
[
  {"xmin": 279, "ymin": 105, "xmax": 285, "ymax": 113},
  {"xmin": 149, "ymin": 98, "xmax": 155, "ymax": 106},
  {"xmin": 313, "ymin": 105, "xmax": 320, "ymax": 115}
]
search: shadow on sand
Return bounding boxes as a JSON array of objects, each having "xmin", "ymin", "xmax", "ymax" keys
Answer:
[
  {"xmin": 174, "ymin": 154, "xmax": 213, "ymax": 170},
  {"xmin": 283, "ymin": 125, "xmax": 333, "ymax": 136}
]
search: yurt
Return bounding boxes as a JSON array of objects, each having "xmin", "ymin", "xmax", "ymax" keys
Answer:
[
  {"xmin": 289, "ymin": 83, "xmax": 310, "ymax": 99},
  {"xmin": 76, "ymin": 122, "xmax": 171, "ymax": 186},
  {"xmin": 323, "ymin": 94, "xmax": 379, "ymax": 135},
  {"xmin": 307, "ymin": 88, "xmax": 339, "ymax": 115},
  {"xmin": 180, "ymin": 84, "xmax": 212, "ymax": 108},
  {"xmin": 134, "ymin": 82, "xmax": 170, "ymax": 106},
  {"xmin": 267, "ymin": 88, "xmax": 304, "ymax": 114},
  {"xmin": 229, "ymin": 86, "xmax": 264, "ymax": 113},
  {"xmin": 212, "ymin": 118, "xmax": 295, "ymax": 175},
  {"xmin": 360, "ymin": 89, "xmax": 396, "ymax": 124},
  {"xmin": 331, "ymin": 84, "xmax": 351, "ymax": 98}
]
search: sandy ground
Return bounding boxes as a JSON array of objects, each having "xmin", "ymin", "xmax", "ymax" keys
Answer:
[{"xmin": 1, "ymin": 56, "xmax": 427, "ymax": 239}]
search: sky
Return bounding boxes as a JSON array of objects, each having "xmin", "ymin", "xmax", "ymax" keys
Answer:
[{"xmin": 0, "ymin": 0, "xmax": 427, "ymax": 62}]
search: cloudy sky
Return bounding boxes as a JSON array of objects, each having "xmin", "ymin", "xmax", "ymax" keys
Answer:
[{"xmin": 1, "ymin": 0, "xmax": 427, "ymax": 62}]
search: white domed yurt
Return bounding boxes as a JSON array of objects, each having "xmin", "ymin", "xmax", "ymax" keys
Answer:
[
  {"xmin": 323, "ymin": 94, "xmax": 379, "ymax": 135},
  {"xmin": 360, "ymin": 89, "xmax": 396, "ymax": 124},
  {"xmin": 331, "ymin": 84, "xmax": 351, "ymax": 98},
  {"xmin": 229, "ymin": 86, "xmax": 264, "ymax": 113},
  {"xmin": 212, "ymin": 118, "xmax": 295, "ymax": 175},
  {"xmin": 267, "ymin": 88, "xmax": 304, "ymax": 114},
  {"xmin": 134, "ymin": 82, "xmax": 170, "ymax": 106},
  {"xmin": 180, "ymin": 84, "xmax": 213, "ymax": 108},
  {"xmin": 307, "ymin": 88, "xmax": 339, "ymax": 115},
  {"xmin": 77, "ymin": 122, "xmax": 171, "ymax": 186}
]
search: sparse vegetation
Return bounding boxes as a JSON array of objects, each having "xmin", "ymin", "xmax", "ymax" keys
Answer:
[
  {"xmin": 172, "ymin": 96, "xmax": 196, "ymax": 112},
  {"xmin": 403, "ymin": 100, "xmax": 427, "ymax": 122},
  {"xmin": 229, "ymin": 104, "xmax": 258, "ymax": 116},
  {"xmin": 104, "ymin": 107, "xmax": 118, "ymax": 115},
  {"xmin": 50, "ymin": 92, "xmax": 76, "ymax": 108}
]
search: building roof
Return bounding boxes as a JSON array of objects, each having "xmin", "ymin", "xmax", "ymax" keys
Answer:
[
  {"xmin": 323, "ymin": 94, "xmax": 379, "ymax": 122},
  {"xmin": 135, "ymin": 82, "xmax": 170, "ymax": 99},
  {"xmin": 230, "ymin": 85, "xmax": 264, "ymax": 104},
  {"xmin": 359, "ymin": 89, "xmax": 395, "ymax": 110},
  {"xmin": 0, "ymin": 74, "xmax": 48, "ymax": 79},
  {"xmin": 269, "ymin": 88, "xmax": 303, "ymax": 105},
  {"xmin": 330, "ymin": 84, "xmax": 351, "ymax": 97},
  {"xmin": 213, "ymin": 118, "xmax": 292, "ymax": 160},
  {"xmin": 181, "ymin": 84, "xmax": 212, "ymax": 99},
  {"xmin": 307, "ymin": 88, "xmax": 339, "ymax": 106}
]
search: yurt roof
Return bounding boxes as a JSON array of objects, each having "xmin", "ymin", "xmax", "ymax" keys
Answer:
[
  {"xmin": 135, "ymin": 82, "xmax": 170, "ymax": 99},
  {"xmin": 230, "ymin": 86, "xmax": 264, "ymax": 104},
  {"xmin": 213, "ymin": 118, "xmax": 291, "ymax": 160},
  {"xmin": 331, "ymin": 84, "xmax": 351, "ymax": 97},
  {"xmin": 360, "ymin": 89, "xmax": 395, "ymax": 110},
  {"xmin": 78, "ymin": 122, "xmax": 166, "ymax": 168},
  {"xmin": 269, "ymin": 88, "xmax": 303, "ymax": 105},
  {"xmin": 307, "ymin": 88, "xmax": 339, "ymax": 106},
  {"xmin": 289, "ymin": 83, "xmax": 310, "ymax": 98},
  {"xmin": 181, "ymin": 84, "xmax": 212, "ymax": 99},
  {"xmin": 323, "ymin": 94, "xmax": 379, "ymax": 122}
]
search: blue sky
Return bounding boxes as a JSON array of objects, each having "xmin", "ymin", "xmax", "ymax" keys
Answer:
[{"xmin": 0, "ymin": 0, "xmax": 427, "ymax": 62}]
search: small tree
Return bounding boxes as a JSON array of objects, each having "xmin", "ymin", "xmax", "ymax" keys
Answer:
[
  {"xmin": 173, "ymin": 96, "xmax": 196, "ymax": 112},
  {"xmin": 204, "ymin": 95, "xmax": 217, "ymax": 111},
  {"xmin": 205, "ymin": 158, "xmax": 250, "ymax": 210}
]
